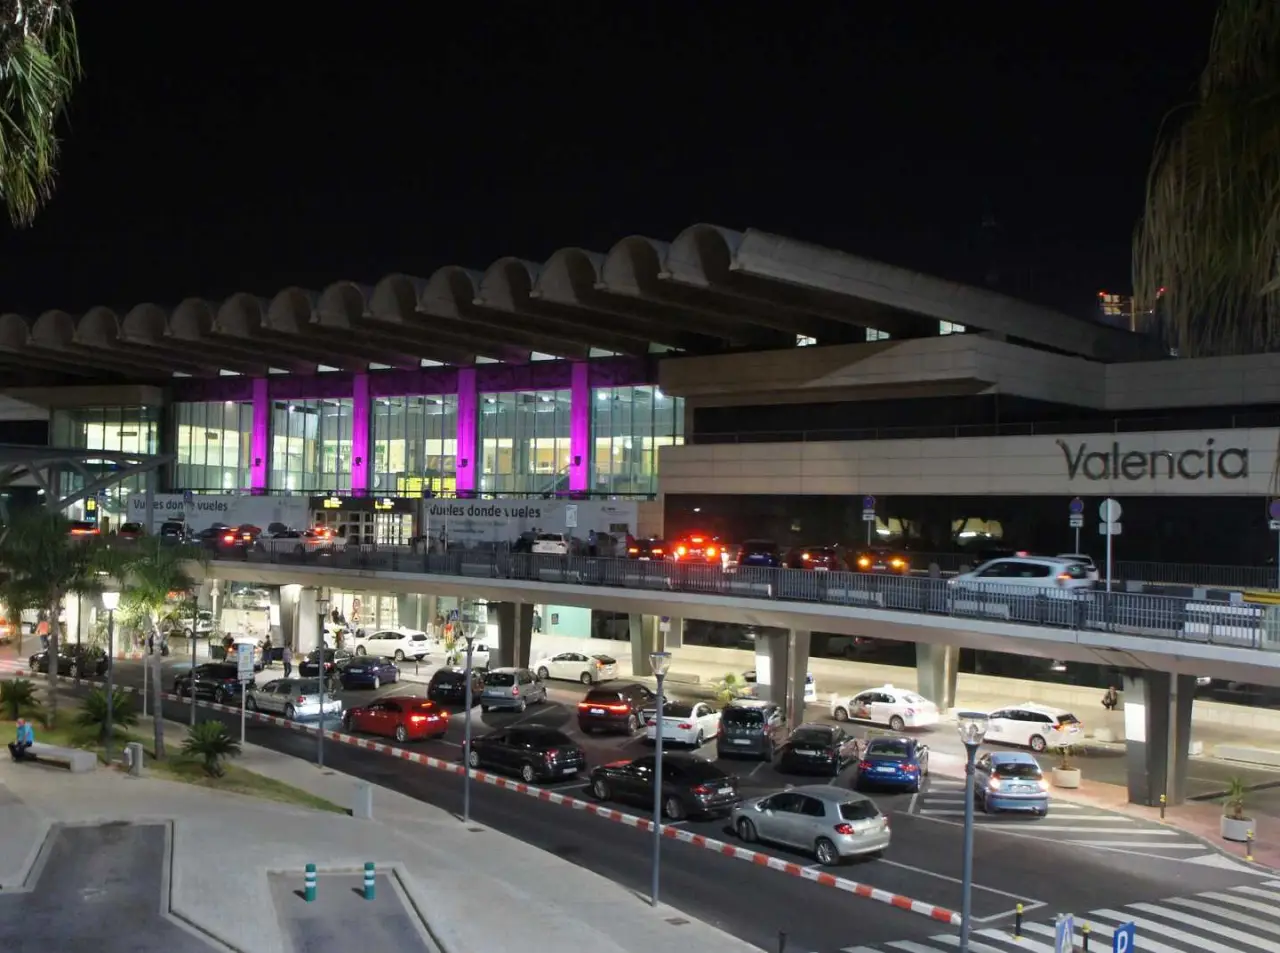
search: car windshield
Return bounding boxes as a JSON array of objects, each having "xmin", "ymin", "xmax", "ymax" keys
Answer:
[
  {"xmin": 791, "ymin": 729, "xmax": 832, "ymax": 745},
  {"xmin": 536, "ymin": 534, "xmax": 564, "ymax": 542},
  {"xmin": 584, "ymin": 689, "xmax": 622, "ymax": 704},
  {"xmin": 485, "ymin": 672, "xmax": 516, "ymax": 687},
  {"xmin": 432, "ymin": 671, "xmax": 462, "ymax": 684},
  {"xmin": 902, "ymin": 693, "xmax": 928, "ymax": 705},
  {"xmin": 743, "ymin": 541, "xmax": 777, "ymax": 554},
  {"xmin": 839, "ymin": 800, "xmax": 880, "ymax": 821},
  {"xmin": 661, "ymin": 702, "xmax": 695, "ymax": 718},
  {"xmin": 868, "ymin": 741, "xmax": 912, "ymax": 758},
  {"xmin": 993, "ymin": 762, "xmax": 1043, "ymax": 779},
  {"xmin": 722, "ymin": 707, "xmax": 765, "ymax": 726}
]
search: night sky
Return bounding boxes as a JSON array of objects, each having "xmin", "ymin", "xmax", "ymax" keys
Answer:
[{"xmin": 0, "ymin": 3, "xmax": 1219, "ymax": 321}]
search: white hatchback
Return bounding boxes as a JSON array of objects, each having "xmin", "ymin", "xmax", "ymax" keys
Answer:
[
  {"xmin": 532, "ymin": 533, "xmax": 570, "ymax": 555},
  {"xmin": 246, "ymin": 678, "xmax": 342, "ymax": 721},
  {"xmin": 642, "ymin": 700, "xmax": 721, "ymax": 747},
  {"xmin": 350, "ymin": 628, "xmax": 430, "ymax": 662},
  {"xmin": 533, "ymin": 651, "xmax": 618, "ymax": 685},
  {"xmin": 984, "ymin": 704, "xmax": 1082, "ymax": 752},
  {"xmin": 950, "ymin": 556, "xmax": 1094, "ymax": 592},
  {"xmin": 831, "ymin": 685, "xmax": 940, "ymax": 730}
]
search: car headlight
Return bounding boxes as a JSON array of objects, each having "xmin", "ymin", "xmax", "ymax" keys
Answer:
[{"xmin": 987, "ymin": 779, "xmax": 1002, "ymax": 792}]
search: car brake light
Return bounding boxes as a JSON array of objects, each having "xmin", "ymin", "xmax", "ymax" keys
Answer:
[
  {"xmin": 1057, "ymin": 573, "xmax": 1071, "ymax": 585},
  {"xmin": 692, "ymin": 784, "xmax": 717, "ymax": 796},
  {"xmin": 707, "ymin": 546, "xmax": 717, "ymax": 557},
  {"xmin": 677, "ymin": 723, "xmax": 693, "ymax": 730},
  {"xmin": 628, "ymin": 547, "xmax": 639, "ymax": 554},
  {"xmin": 691, "ymin": 536, "xmax": 703, "ymax": 543},
  {"xmin": 653, "ymin": 548, "xmax": 664, "ymax": 555},
  {"xmin": 834, "ymin": 823, "xmax": 856, "ymax": 835},
  {"xmin": 223, "ymin": 534, "xmax": 235, "ymax": 543},
  {"xmin": 1016, "ymin": 550, "xmax": 1029, "ymax": 557},
  {"xmin": 904, "ymin": 764, "xmax": 920, "ymax": 773},
  {"xmin": 511, "ymin": 685, "xmax": 519, "ymax": 696},
  {"xmin": 802, "ymin": 552, "xmax": 811, "ymax": 560},
  {"xmin": 676, "ymin": 545, "xmax": 687, "ymax": 556},
  {"xmin": 858, "ymin": 557, "xmax": 871, "ymax": 568},
  {"xmin": 858, "ymin": 760, "xmax": 872, "ymax": 771},
  {"xmin": 408, "ymin": 714, "xmax": 427, "ymax": 724},
  {"xmin": 296, "ymin": 696, "xmax": 307, "ymax": 704}
]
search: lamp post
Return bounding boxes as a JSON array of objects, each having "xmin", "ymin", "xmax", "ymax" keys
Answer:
[
  {"xmin": 189, "ymin": 599, "xmax": 199, "ymax": 728},
  {"xmin": 462, "ymin": 627, "xmax": 477, "ymax": 825},
  {"xmin": 101, "ymin": 590, "xmax": 120, "ymax": 763},
  {"xmin": 649, "ymin": 650, "xmax": 672, "ymax": 908},
  {"xmin": 316, "ymin": 593, "xmax": 329, "ymax": 768},
  {"xmin": 956, "ymin": 711, "xmax": 989, "ymax": 953}
]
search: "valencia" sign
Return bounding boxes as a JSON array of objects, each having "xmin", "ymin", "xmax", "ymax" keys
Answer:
[{"xmin": 1056, "ymin": 438, "xmax": 1248, "ymax": 481}]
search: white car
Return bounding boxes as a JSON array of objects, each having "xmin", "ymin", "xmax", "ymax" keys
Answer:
[
  {"xmin": 533, "ymin": 651, "xmax": 618, "ymax": 685},
  {"xmin": 984, "ymin": 704, "xmax": 1082, "ymax": 752},
  {"xmin": 1055, "ymin": 553, "xmax": 1100, "ymax": 583},
  {"xmin": 256, "ymin": 528, "xmax": 347, "ymax": 555},
  {"xmin": 531, "ymin": 533, "xmax": 570, "ymax": 555},
  {"xmin": 350, "ymin": 628, "xmax": 430, "ymax": 662},
  {"xmin": 831, "ymin": 685, "xmax": 940, "ymax": 730},
  {"xmin": 447, "ymin": 641, "xmax": 492, "ymax": 670},
  {"xmin": 742, "ymin": 670, "xmax": 818, "ymax": 704},
  {"xmin": 641, "ymin": 700, "xmax": 721, "ymax": 746},
  {"xmin": 246, "ymin": 678, "xmax": 342, "ymax": 721},
  {"xmin": 949, "ymin": 556, "xmax": 1094, "ymax": 592}
]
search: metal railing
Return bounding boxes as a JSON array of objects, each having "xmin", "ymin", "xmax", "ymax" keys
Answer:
[{"xmin": 206, "ymin": 548, "xmax": 1280, "ymax": 651}]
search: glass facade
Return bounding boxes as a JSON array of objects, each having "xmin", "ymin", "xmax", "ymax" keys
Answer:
[
  {"xmin": 591, "ymin": 385, "xmax": 683, "ymax": 495},
  {"xmin": 51, "ymin": 406, "xmax": 161, "ymax": 521},
  {"xmin": 270, "ymin": 399, "xmax": 354, "ymax": 493},
  {"xmin": 371, "ymin": 395, "xmax": 458, "ymax": 495},
  {"xmin": 173, "ymin": 401, "xmax": 253, "ymax": 492},
  {"xmin": 478, "ymin": 389, "xmax": 572, "ymax": 495}
]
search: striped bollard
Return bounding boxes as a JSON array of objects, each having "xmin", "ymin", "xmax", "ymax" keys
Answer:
[
  {"xmin": 1247, "ymin": 830, "xmax": 1255, "ymax": 863},
  {"xmin": 363, "ymin": 861, "xmax": 376, "ymax": 900},
  {"xmin": 304, "ymin": 863, "xmax": 317, "ymax": 902},
  {"xmin": 1013, "ymin": 902, "xmax": 1023, "ymax": 939}
]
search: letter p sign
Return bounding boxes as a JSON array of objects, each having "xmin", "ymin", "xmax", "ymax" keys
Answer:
[{"xmin": 1113, "ymin": 921, "xmax": 1136, "ymax": 953}]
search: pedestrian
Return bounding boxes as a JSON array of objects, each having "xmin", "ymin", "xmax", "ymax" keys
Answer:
[
  {"xmin": 588, "ymin": 529, "xmax": 598, "ymax": 558},
  {"xmin": 262, "ymin": 633, "xmax": 272, "ymax": 666},
  {"xmin": 8, "ymin": 716, "xmax": 34, "ymax": 761},
  {"xmin": 36, "ymin": 614, "xmax": 49, "ymax": 651},
  {"xmin": 282, "ymin": 645, "xmax": 293, "ymax": 678},
  {"xmin": 1102, "ymin": 686, "xmax": 1119, "ymax": 711},
  {"xmin": 532, "ymin": 609, "xmax": 542, "ymax": 634}
]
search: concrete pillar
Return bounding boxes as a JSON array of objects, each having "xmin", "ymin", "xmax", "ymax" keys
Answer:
[
  {"xmin": 915, "ymin": 643, "xmax": 959, "ymax": 710},
  {"xmin": 493, "ymin": 602, "xmax": 533, "ymax": 669},
  {"xmin": 296, "ymin": 587, "xmax": 320, "ymax": 655},
  {"xmin": 277, "ymin": 585, "xmax": 298, "ymax": 650},
  {"xmin": 1122, "ymin": 671, "xmax": 1195, "ymax": 806},
  {"xmin": 629, "ymin": 613, "xmax": 661, "ymax": 675},
  {"xmin": 250, "ymin": 377, "xmax": 269, "ymax": 493},
  {"xmin": 753, "ymin": 632, "xmax": 788, "ymax": 708},
  {"xmin": 786, "ymin": 629, "xmax": 811, "ymax": 730},
  {"xmin": 663, "ymin": 615, "xmax": 683, "ymax": 649}
]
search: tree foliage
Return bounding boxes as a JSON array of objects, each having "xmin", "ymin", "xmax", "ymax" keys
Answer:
[
  {"xmin": 76, "ymin": 684, "xmax": 136, "ymax": 740},
  {"xmin": 0, "ymin": 675, "xmax": 39, "ymax": 720},
  {"xmin": 181, "ymin": 719, "xmax": 241, "ymax": 777},
  {"xmin": 1134, "ymin": 0, "xmax": 1280, "ymax": 356}
]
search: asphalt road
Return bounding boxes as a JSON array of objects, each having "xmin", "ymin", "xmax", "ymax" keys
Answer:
[{"xmin": 87, "ymin": 658, "xmax": 1275, "ymax": 953}]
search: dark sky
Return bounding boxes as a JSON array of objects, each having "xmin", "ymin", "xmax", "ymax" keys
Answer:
[{"xmin": 0, "ymin": 2, "xmax": 1219, "ymax": 320}]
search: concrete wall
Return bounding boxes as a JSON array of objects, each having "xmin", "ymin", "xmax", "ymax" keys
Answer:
[{"xmin": 1107, "ymin": 353, "xmax": 1280, "ymax": 411}]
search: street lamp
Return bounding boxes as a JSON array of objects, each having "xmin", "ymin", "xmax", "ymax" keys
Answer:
[
  {"xmin": 101, "ymin": 590, "xmax": 120, "ymax": 763},
  {"xmin": 462, "ymin": 626, "xmax": 477, "ymax": 824},
  {"xmin": 649, "ymin": 650, "xmax": 672, "ymax": 908},
  {"xmin": 956, "ymin": 711, "xmax": 989, "ymax": 953},
  {"xmin": 316, "ymin": 593, "xmax": 329, "ymax": 768}
]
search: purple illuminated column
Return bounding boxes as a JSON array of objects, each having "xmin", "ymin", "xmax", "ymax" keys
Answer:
[
  {"xmin": 455, "ymin": 367, "xmax": 478, "ymax": 494},
  {"xmin": 569, "ymin": 361, "xmax": 590, "ymax": 493},
  {"xmin": 351, "ymin": 372, "xmax": 370, "ymax": 496},
  {"xmin": 250, "ymin": 378, "xmax": 269, "ymax": 493}
]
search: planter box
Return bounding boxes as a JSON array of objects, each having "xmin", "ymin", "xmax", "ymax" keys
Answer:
[
  {"xmin": 1221, "ymin": 815, "xmax": 1255, "ymax": 842},
  {"xmin": 1051, "ymin": 767, "xmax": 1082, "ymax": 789}
]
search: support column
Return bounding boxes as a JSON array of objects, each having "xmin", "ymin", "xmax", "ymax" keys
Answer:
[
  {"xmin": 569, "ymin": 361, "xmax": 590, "ymax": 493},
  {"xmin": 350, "ymin": 372, "xmax": 370, "ymax": 497},
  {"xmin": 915, "ymin": 643, "xmax": 959, "ymax": 710},
  {"xmin": 493, "ymin": 602, "xmax": 533, "ymax": 669},
  {"xmin": 455, "ymin": 367, "xmax": 478, "ymax": 495},
  {"xmin": 662, "ymin": 615, "xmax": 683, "ymax": 649},
  {"xmin": 786, "ymin": 629, "xmax": 811, "ymax": 731},
  {"xmin": 250, "ymin": 378, "xmax": 269, "ymax": 493},
  {"xmin": 1122, "ymin": 672, "xmax": 1195, "ymax": 806},
  {"xmin": 295, "ymin": 587, "xmax": 319, "ymax": 655},
  {"xmin": 629, "ymin": 613, "xmax": 662, "ymax": 675},
  {"xmin": 753, "ymin": 632, "xmax": 789, "ymax": 708}
]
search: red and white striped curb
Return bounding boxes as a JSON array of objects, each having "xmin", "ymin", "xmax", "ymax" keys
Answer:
[{"xmin": 57, "ymin": 675, "xmax": 960, "ymax": 926}]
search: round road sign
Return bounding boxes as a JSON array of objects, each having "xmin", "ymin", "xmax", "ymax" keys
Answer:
[
  {"xmin": 862, "ymin": 495, "xmax": 876, "ymax": 510},
  {"xmin": 1099, "ymin": 498, "xmax": 1123, "ymax": 521},
  {"xmin": 1068, "ymin": 497, "xmax": 1084, "ymax": 515},
  {"xmin": 1270, "ymin": 499, "xmax": 1280, "ymax": 520}
]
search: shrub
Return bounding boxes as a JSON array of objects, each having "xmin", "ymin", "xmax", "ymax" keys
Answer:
[
  {"xmin": 182, "ymin": 720, "xmax": 241, "ymax": 777},
  {"xmin": 1, "ymin": 677, "xmax": 41, "ymax": 720},
  {"xmin": 1224, "ymin": 776, "xmax": 1249, "ymax": 820},
  {"xmin": 76, "ymin": 687, "xmax": 138, "ymax": 739}
]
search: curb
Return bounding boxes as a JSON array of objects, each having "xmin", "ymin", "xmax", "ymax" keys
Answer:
[{"xmin": 71, "ymin": 676, "xmax": 961, "ymax": 927}]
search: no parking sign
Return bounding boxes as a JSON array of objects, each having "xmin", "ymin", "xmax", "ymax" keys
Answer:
[{"xmin": 1113, "ymin": 921, "xmax": 1136, "ymax": 953}]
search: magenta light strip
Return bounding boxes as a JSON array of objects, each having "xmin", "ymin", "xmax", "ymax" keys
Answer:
[
  {"xmin": 250, "ymin": 378, "xmax": 269, "ymax": 492},
  {"xmin": 350, "ymin": 372, "xmax": 370, "ymax": 496},
  {"xmin": 569, "ymin": 361, "xmax": 590, "ymax": 492},
  {"xmin": 455, "ymin": 367, "xmax": 478, "ymax": 493}
]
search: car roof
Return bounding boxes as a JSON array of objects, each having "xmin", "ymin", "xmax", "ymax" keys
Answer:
[
  {"xmin": 866, "ymin": 736, "xmax": 913, "ymax": 749},
  {"xmin": 487, "ymin": 666, "xmax": 521, "ymax": 673},
  {"xmin": 789, "ymin": 785, "xmax": 873, "ymax": 803},
  {"xmin": 989, "ymin": 751, "xmax": 1039, "ymax": 764},
  {"xmin": 1011, "ymin": 703, "xmax": 1072, "ymax": 716},
  {"xmin": 726, "ymin": 698, "xmax": 774, "ymax": 709}
]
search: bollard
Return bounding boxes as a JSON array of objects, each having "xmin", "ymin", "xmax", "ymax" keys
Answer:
[
  {"xmin": 304, "ymin": 863, "xmax": 317, "ymax": 902},
  {"xmin": 1159, "ymin": 793, "xmax": 1167, "ymax": 820},
  {"xmin": 1247, "ymin": 830, "xmax": 1255, "ymax": 863},
  {"xmin": 1082, "ymin": 922, "xmax": 1091, "ymax": 952},
  {"xmin": 363, "ymin": 861, "xmax": 376, "ymax": 900},
  {"xmin": 777, "ymin": 930, "xmax": 787, "ymax": 953},
  {"xmin": 1013, "ymin": 902, "xmax": 1023, "ymax": 939}
]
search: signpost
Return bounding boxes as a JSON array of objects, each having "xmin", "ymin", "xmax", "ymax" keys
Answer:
[
  {"xmin": 862, "ymin": 495, "xmax": 876, "ymax": 544},
  {"xmin": 1271, "ymin": 501, "xmax": 1280, "ymax": 589},
  {"xmin": 1054, "ymin": 914, "xmax": 1074, "ymax": 953},
  {"xmin": 1099, "ymin": 499, "xmax": 1122, "ymax": 592},
  {"xmin": 1068, "ymin": 497, "xmax": 1084, "ymax": 552},
  {"xmin": 237, "ymin": 643, "xmax": 254, "ymax": 744},
  {"xmin": 1112, "ymin": 921, "xmax": 1136, "ymax": 953}
]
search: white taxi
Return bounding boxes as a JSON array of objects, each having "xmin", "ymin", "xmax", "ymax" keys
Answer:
[
  {"xmin": 831, "ymin": 685, "xmax": 940, "ymax": 731},
  {"xmin": 349, "ymin": 628, "xmax": 430, "ymax": 662},
  {"xmin": 532, "ymin": 651, "xmax": 618, "ymax": 685},
  {"xmin": 641, "ymin": 700, "xmax": 721, "ymax": 747},
  {"xmin": 984, "ymin": 704, "xmax": 1082, "ymax": 752}
]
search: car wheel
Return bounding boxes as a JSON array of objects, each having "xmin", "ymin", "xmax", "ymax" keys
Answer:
[
  {"xmin": 591, "ymin": 778, "xmax": 611, "ymax": 801},
  {"xmin": 737, "ymin": 818, "xmax": 758, "ymax": 843},
  {"xmin": 663, "ymin": 796, "xmax": 686, "ymax": 820},
  {"xmin": 579, "ymin": 671, "xmax": 593, "ymax": 686},
  {"xmin": 284, "ymin": 704, "xmax": 296, "ymax": 720},
  {"xmin": 520, "ymin": 763, "xmax": 536, "ymax": 783},
  {"xmin": 515, "ymin": 697, "xmax": 526, "ymax": 712},
  {"xmin": 214, "ymin": 688, "xmax": 227, "ymax": 704},
  {"xmin": 246, "ymin": 696, "xmax": 258, "ymax": 712},
  {"xmin": 1029, "ymin": 734, "xmax": 1047, "ymax": 753},
  {"xmin": 833, "ymin": 707, "xmax": 849, "ymax": 722},
  {"xmin": 889, "ymin": 715, "xmax": 906, "ymax": 731},
  {"xmin": 695, "ymin": 730, "xmax": 705, "ymax": 747},
  {"xmin": 342, "ymin": 712, "xmax": 353, "ymax": 731},
  {"xmin": 626, "ymin": 714, "xmax": 639, "ymax": 733},
  {"xmin": 537, "ymin": 666, "xmax": 550, "ymax": 680},
  {"xmin": 372, "ymin": 676, "xmax": 380, "ymax": 690},
  {"xmin": 814, "ymin": 837, "xmax": 840, "ymax": 867},
  {"xmin": 356, "ymin": 646, "xmax": 366, "ymax": 656},
  {"xmin": 394, "ymin": 650, "xmax": 405, "ymax": 661}
]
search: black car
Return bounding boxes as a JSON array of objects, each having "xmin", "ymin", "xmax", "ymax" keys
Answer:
[
  {"xmin": 466, "ymin": 726, "xmax": 586, "ymax": 784},
  {"xmin": 28, "ymin": 646, "xmax": 109, "ymax": 678},
  {"xmin": 626, "ymin": 537, "xmax": 668, "ymax": 560},
  {"xmin": 338, "ymin": 656, "xmax": 399, "ymax": 690},
  {"xmin": 427, "ymin": 667, "xmax": 486, "ymax": 704},
  {"xmin": 716, "ymin": 700, "xmax": 786, "ymax": 760},
  {"xmin": 589, "ymin": 753, "xmax": 740, "ymax": 820},
  {"xmin": 778, "ymin": 724, "xmax": 861, "ymax": 776},
  {"xmin": 174, "ymin": 663, "xmax": 253, "ymax": 703},
  {"xmin": 577, "ymin": 683, "xmax": 657, "ymax": 734},
  {"xmin": 299, "ymin": 649, "xmax": 354, "ymax": 678},
  {"xmin": 737, "ymin": 539, "xmax": 782, "ymax": 568}
]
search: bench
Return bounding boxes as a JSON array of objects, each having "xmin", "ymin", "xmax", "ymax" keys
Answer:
[{"xmin": 25, "ymin": 742, "xmax": 97, "ymax": 773}]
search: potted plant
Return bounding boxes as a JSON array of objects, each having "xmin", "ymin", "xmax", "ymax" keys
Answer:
[
  {"xmin": 1221, "ymin": 777, "xmax": 1254, "ymax": 842},
  {"xmin": 1051, "ymin": 743, "xmax": 1082, "ymax": 789}
]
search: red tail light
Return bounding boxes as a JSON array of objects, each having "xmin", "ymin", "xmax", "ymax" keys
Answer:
[
  {"xmin": 858, "ymin": 760, "xmax": 872, "ymax": 771},
  {"xmin": 834, "ymin": 823, "xmax": 856, "ymax": 835},
  {"xmin": 408, "ymin": 714, "xmax": 427, "ymax": 724},
  {"xmin": 676, "ymin": 723, "xmax": 693, "ymax": 730},
  {"xmin": 511, "ymin": 685, "xmax": 519, "ymax": 696},
  {"xmin": 904, "ymin": 764, "xmax": 920, "ymax": 774},
  {"xmin": 296, "ymin": 696, "xmax": 307, "ymax": 704},
  {"xmin": 692, "ymin": 784, "xmax": 717, "ymax": 796},
  {"xmin": 544, "ymin": 748, "xmax": 558, "ymax": 763},
  {"xmin": 223, "ymin": 534, "xmax": 236, "ymax": 543},
  {"xmin": 676, "ymin": 545, "xmax": 687, "ymax": 556},
  {"xmin": 707, "ymin": 546, "xmax": 718, "ymax": 557},
  {"xmin": 653, "ymin": 548, "xmax": 664, "ymax": 555},
  {"xmin": 579, "ymin": 701, "xmax": 632, "ymax": 713},
  {"xmin": 627, "ymin": 547, "xmax": 639, "ymax": 554}
]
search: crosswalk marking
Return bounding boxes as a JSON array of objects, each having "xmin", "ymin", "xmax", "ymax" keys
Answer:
[
  {"xmin": 975, "ymin": 928, "xmax": 1055, "ymax": 953},
  {"xmin": 1168, "ymin": 897, "xmax": 1280, "ymax": 937},
  {"xmin": 1199, "ymin": 889, "xmax": 1280, "ymax": 916}
]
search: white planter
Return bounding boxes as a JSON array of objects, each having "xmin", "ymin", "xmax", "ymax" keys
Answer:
[
  {"xmin": 1221, "ymin": 815, "xmax": 1255, "ymax": 843},
  {"xmin": 1051, "ymin": 767, "xmax": 1082, "ymax": 789},
  {"xmin": 1092, "ymin": 727, "xmax": 1116, "ymax": 743}
]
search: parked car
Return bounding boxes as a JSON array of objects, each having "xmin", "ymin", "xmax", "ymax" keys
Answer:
[
  {"xmin": 577, "ymin": 682, "xmax": 657, "ymax": 734},
  {"xmin": 854, "ymin": 737, "xmax": 930, "ymax": 792},
  {"xmin": 778, "ymin": 724, "xmax": 861, "ymax": 776},
  {"xmin": 851, "ymin": 548, "xmax": 911, "ymax": 574},
  {"xmin": 787, "ymin": 545, "xmax": 846, "ymax": 571},
  {"xmin": 736, "ymin": 539, "xmax": 782, "ymax": 568},
  {"xmin": 1055, "ymin": 553, "xmax": 1101, "ymax": 582},
  {"xmin": 641, "ymin": 700, "xmax": 721, "ymax": 747},
  {"xmin": 479, "ymin": 667, "xmax": 548, "ymax": 712},
  {"xmin": 589, "ymin": 753, "xmax": 740, "ymax": 820},
  {"xmin": 715, "ymin": 699, "xmax": 785, "ymax": 761},
  {"xmin": 173, "ymin": 663, "xmax": 253, "ymax": 703},
  {"xmin": 531, "ymin": 533, "xmax": 570, "ymax": 555},
  {"xmin": 28, "ymin": 645, "xmax": 109, "ymax": 678},
  {"xmin": 246, "ymin": 678, "xmax": 342, "ymax": 721},
  {"xmin": 339, "ymin": 656, "xmax": 400, "ymax": 690},
  {"xmin": 949, "ymin": 556, "xmax": 1094, "ymax": 592},
  {"xmin": 533, "ymin": 651, "xmax": 617, "ymax": 685},
  {"xmin": 427, "ymin": 666, "xmax": 486, "ymax": 704},
  {"xmin": 831, "ymin": 684, "xmax": 940, "ymax": 730},
  {"xmin": 626, "ymin": 537, "xmax": 668, "ymax": 560},
  {"xmin": 162, "ymin": 609, "xmax": 214, "ymax": 639},
  {"xmin": 349, "ymin": 628, "xmax": 430, "ymax": 662},
  {"xmin": 158, "ymin": 520, "xmax": 193, "ymax": 543},
  {"xmin": 984, "ymin": 704, "xmax": 1082, "ymax": 752},
  {"xmin": 974, "ymin": 750, "xmax": 1049, "ymax": 815},
  {"xmin": 670, "ymin": 533, "xmax": 721, "ymax": 563},
  {"xmin": 117, "ymin": 521, "xmax": 145, "ymax": 540},
  {"xmin": 466, "ymin": 725, "xmax": 586, "ymax": 783},
  {"xmin": 342, "ymin": 695, "xmax": 449, "ymax": 743},
  {"xmin": 299, "ymin": 648, "xmax": 355, "ymax": 679},
  {"xmin": 732, "ymin": 787, "xmax": 889, "ymax": 865}
]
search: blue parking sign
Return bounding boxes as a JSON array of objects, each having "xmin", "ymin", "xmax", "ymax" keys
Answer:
[
  {"xmin": 1054, "ymin": 915, "xmax": 1074, "ymax": 953},
  {"xmin": 1113, "ymin": 921, "xmax": 1136, "ymax": 953}
]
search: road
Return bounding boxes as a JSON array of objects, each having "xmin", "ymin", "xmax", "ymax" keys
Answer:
[{"xmin": 81, "ymin": 657, "xmax": 1276, "ymax": 953}]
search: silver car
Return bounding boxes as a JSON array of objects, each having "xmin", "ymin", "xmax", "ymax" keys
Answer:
[
  {"xmin": 731, "ymin": 785, "xmax": 890, "ymax": 866},
  {"xmin": 246, "ymin": 678, "xmax": 343, "ymax": 721},
  {"xmin": 479, "ymin": 667, "xmax": 548, "ymax": 712}
]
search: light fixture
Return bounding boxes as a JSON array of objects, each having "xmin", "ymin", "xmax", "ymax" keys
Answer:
[
  {"xmin": 955, "ymin": 711, "xmax": 989, "ymax": 747},
  {"xmin": 101, "ymin": 590, "xmax": 120, "ymax": 611},
  {"xmin": 649, "ymin": 651, "xmax": 672, "ymax": 677}
]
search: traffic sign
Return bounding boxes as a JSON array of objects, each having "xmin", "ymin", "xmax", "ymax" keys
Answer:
[
  {"xmin": 448, "ymin": 608, "xmax": 460, "ymax": 622},
  {"xmin": 1100, "ymin": 522, "xmax": 1122, "ymax": 536},
  {"xmin": 1068, "ymin": 497, "xmax": 1084, "ymax": 515},
  {"xmin": 1054, "ymin": 915, "xmax": 1074, "ymax": 953},
  {"xmin": 565, "ymin": 504, "xmax": 578, "ymax": 528},
  {"xmin": 236, "ymin": 646, "xmax": 255, "ymax": 683},
  {"xmin": 1270, "ymin": 500, "xmax": 1280, "ymax": 520},
  {"xmin": 1112, "ymin": 921, "xmax": 1136, "ymax": 953},
  {"xmin": 862, "ymin": 495, "xmax": 875, "ymax": 510},
  {"xmin": 1069, "ymin": 514, "xmax": 1084, "ymax": 528},
  {"xmin": 1099, "ymin": 498, "xmax": 1122, "ymax": 521},
  {"xmin": 183, "ymin": 489, "xmax": 194, "ymax": 504}
]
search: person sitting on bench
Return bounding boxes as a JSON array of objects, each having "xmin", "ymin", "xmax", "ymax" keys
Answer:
[{"xmin": 8, "ymin": 717, "xmax": 34, "ymax": 761}]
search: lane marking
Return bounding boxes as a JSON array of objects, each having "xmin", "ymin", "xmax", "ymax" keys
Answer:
[{"xmin": 874, "ymin": 859, "xmax": 1042, "ymax": 904}]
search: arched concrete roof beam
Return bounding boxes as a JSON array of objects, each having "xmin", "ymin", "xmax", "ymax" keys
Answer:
[
  {"xmin": 77, "ymin": 306, "xmax": 123, "ymax": 347},
  {"xmin": 33, "ymin": 309, "xmax": 77, "ymax": 348},
  {"xmin": 171, "ymin": 298, "xmax": 217, "ymax": 341},
  {"xmin": 476, "ymin": 257, "xmax": 541, "ymax": 309},
  {"xmin": 316, "ymin": 281, "xmax": 369, "ymax": 329},
  {"xmin": 665, "ymin": 223, "xmax": 743, "ymax": 286},
  {"xmin": 419, "ymin": 266, "xmax": 480, "ymax": 318},
  {"xmin": 371, "ymin": 274, "xmax": 427, "ymax": 322},
  {"xmin": 0, "ymin": 314, "xmax": 31, "ymax": 351},
  {"xmin": 599, "ymin": 236, "xmax": 669, "ymax": 294},
  {"xmin": 266, "ymin": 287, "xmax": 318, "ymax": 334},
  {"xmin": 215, "ymin": 293, "xmax": 270, "ymax": 338},
  {"xmin": 532, "ymin": 247, "xmax": 604, "ymax": 303},
  {"xmin": 121, "ymin": 303, "xmax": 169, "ymax": 344}
]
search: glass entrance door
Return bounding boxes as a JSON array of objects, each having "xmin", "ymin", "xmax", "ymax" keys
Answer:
[{"xmin": 374, "ymin": 512, "xmax": 413, "ymax": 545}]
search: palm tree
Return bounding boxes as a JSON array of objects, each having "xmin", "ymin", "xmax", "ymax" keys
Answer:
[
  {"xmin": 1133, "ymin": 0, "xmax": 1280, "ymax": 356},
  {"xmin": 0, "ymin": 509, "xmax": 105, "ymax": 727},
  {"xmin": 182, "ymin": 719, "xmax": 240, "ymax": 777},
  {"xmin": 0, "ymin": 1, "xmax": 81, "ymax": 227}
]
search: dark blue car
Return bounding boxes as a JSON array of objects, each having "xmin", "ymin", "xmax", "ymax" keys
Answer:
[
  {"xmin": 737, "ymin": 539, "xmax": 782, "ymax": 568},
  {"xmin": 855, "ymin": 737, "xmax": 930, "ymax": 792},
  {"xmin": 339, "ymin": 656, "xmax": 399, "ymax": 690}
]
